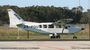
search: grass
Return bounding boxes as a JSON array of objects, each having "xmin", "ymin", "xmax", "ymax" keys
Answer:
[{"xmin": 0, "ymin": 26, "xmax": 90, "ymax": 41}]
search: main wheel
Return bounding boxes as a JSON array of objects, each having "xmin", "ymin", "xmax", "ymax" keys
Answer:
[
  {"xmin": 73, "ymin": 36, "xmax": 77, "ymax": 39},
  {"xmin": 56, "ymin": 35, "xmax": 60, "ymax": 38},
  {"xmin": 49, "ymin": 34, "xmax": 55, "ymax": 38},
  {"xmin": 49, "ymin": 34, "xmax": 60, "ymax": 38}
]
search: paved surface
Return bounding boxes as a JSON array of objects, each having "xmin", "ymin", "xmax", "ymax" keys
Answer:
[{"xmin": 0, "ymin": 41, "xmax": 90, "ymax": 50}]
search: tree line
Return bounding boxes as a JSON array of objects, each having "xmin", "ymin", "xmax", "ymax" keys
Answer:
[{"xmin": 0, "ymin": 5, "xmax": 89, "ymax": 25}]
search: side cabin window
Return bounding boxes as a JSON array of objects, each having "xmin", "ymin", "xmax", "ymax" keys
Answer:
[
  {"xmin": 39, "ymin": 25, "xmax": 42, "ymax": 28},
  {"xmin": 43, "ymin": 25, "xmax": 47, "ymax": 28},
  {"xmin": 65, "ymin": 25, "xmax": 70, "ymax": 29},
  {"xmin": 48, "ymin": 24, "xmax": 54, "ymax": 28}
]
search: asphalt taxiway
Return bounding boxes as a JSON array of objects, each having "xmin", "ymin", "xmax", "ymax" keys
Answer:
[{"xmin": 0, "ymin": 41, "xmax": 90, "ymax": 50}]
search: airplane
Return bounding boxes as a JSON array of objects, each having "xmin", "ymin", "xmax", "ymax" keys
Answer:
[{"xmin": 7, "ymin": 9, "xmax": 84, "ymax": 39}]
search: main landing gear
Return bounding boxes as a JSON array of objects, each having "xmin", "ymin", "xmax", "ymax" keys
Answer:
[
  {"xmin": 49, "ymin": 33, "xmax": 60, "ymax": 38},
  {"xmin": 73, "ymin": 35, "xmax": 77, "ymax": 39},
  {"xmin": 73, "ymin": 34, "xmax": 77, "ymax": 39}
]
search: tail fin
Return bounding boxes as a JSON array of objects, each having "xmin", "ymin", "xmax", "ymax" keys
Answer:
[{"xmin": 7, "ymin": 9, "xmax": 24, "ymax": 28}]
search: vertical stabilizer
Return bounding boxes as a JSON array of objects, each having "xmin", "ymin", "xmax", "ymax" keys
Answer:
[{"xmin": 7, "ymin": 9, "xmax": 24, "ymax": 28}]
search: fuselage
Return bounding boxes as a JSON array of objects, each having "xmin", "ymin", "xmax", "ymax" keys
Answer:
[{"xmin": 17, "ymin": 21, "xmax": 82, "ymax": 34}]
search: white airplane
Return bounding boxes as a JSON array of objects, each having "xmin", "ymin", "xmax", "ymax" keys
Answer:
[{"xmin": 7, "ymin": 9, "xmax": 84, "ymax": 39}]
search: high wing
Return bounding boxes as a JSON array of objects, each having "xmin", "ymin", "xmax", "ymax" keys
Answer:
[{"xmin": 53, "ymin": 18, "xmax": 73, "ymax": 26}]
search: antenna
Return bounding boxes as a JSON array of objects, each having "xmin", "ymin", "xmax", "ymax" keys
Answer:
[
  {"xmin": 88, "ymin": 0, "xmax": 90, "ymax": 9},
  {"xmin": 79, "ymin": 0, "xmax": 81, "ymax": 6}
]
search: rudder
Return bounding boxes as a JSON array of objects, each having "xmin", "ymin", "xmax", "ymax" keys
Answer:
[{"xmin": 7, "ymin": 9, "xmax": 24, "ymax": 28}]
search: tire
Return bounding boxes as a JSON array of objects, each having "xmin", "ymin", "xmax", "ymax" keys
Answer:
[{"xmin": 73, "ymin": 36, "xmax": 77, "ymax": 39}]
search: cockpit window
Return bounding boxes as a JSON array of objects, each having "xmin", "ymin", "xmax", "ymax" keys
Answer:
[
  {"xmin": 48, "ymin": 24, "xmax": 54, "ymax": 28},
  {"xmin": 65, "ymin": 25, "xmax": 70, "ymax": 29}
]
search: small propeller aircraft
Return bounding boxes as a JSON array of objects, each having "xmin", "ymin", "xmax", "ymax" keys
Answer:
[{"xmin": 7, "ymin": 9, "xmax": 84, "ymax": 39}]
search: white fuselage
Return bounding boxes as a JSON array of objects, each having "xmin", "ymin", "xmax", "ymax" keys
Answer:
[{"xmin": 17, "ymin": 21, "xmax": 82, "ymax": 34}]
